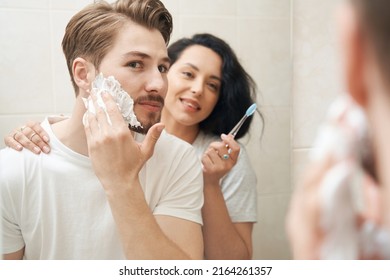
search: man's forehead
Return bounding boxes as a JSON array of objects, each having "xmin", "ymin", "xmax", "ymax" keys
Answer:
[{"xmin": 112, "ymin": 23, "xmax": 168, "ymax": 60}]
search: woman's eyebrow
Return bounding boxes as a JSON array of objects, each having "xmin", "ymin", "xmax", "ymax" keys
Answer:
[{"xmin": 183, "ymin": 63, "xmax": 221, "ymax": 81}]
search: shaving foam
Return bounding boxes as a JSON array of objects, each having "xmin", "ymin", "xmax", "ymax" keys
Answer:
[{"xmin": 82, "ymin": 73, "xmax": 142, "ymax": 128}]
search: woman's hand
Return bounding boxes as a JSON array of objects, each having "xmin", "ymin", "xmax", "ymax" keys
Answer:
[
  {"xmin": 4, "ymin": 116, "xmax": 67, "ymax": 154},
  {"xmin": 201, "ymin": 134, "xmax": 240, "ymax": 186},
  {"xmin": 4, "ymin": 121, "xmax": 51, "ymax": 154}
]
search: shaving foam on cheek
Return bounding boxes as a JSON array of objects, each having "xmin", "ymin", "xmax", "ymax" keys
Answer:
[
  {"xmin": 82, "ymin": 73, "xmax": 142, "ymax": 128},
  {"xmin": 312, "ymin": 94, "xmax": 390, "ymax": 259}
]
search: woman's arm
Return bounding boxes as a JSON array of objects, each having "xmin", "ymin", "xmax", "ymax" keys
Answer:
[
  {"xmin": 202, "ymin": 184, "xmax": 253, "ymax": 259},
  {"xmin": 201, "ymin": 135, "xmax": 254, "ymax": 259}
]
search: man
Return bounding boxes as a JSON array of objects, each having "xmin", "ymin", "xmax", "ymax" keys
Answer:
[
  {"xmin": 0, "ymin": 0, "xmax": 204, "ymax": 259},
  {"xmin": 287, "ymin": 0, "xmax": 390, "ymax": 259}
]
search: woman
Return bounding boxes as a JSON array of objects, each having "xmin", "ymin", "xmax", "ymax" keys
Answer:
[{"xmin": 6, "ymin": 33, "xmax": 261, "ymax": 259}]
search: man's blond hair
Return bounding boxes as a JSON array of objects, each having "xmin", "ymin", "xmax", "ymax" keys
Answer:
[{"xmin": 62, "ymin": 0, "xmax": 172, "ymax": 95}]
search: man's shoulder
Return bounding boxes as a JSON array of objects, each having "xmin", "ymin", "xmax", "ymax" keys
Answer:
[
  {"xmin": 150, "ymin": 130, "xmax": 201, "ymax": 173},
  {"xmin": 155, "ymin": 130, "xmax": 196, "ymax": 156},
  {"xmin": 1, "ymin": 147, "xmax": 32, "ymax": 164},
  {"xmin": 0, "ymin": 147, "xmax": 41, "ymax": 178},
  {"xmin": 0, "ymin": 148, "xmax": 29, "ymax": 191}
]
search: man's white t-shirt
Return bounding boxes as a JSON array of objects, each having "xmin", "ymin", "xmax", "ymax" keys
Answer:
[
  {"xmin": 0, "ymin": 177, "xmax": 2, "ymax": 258},
  {"xmin": 0, "ymin": 119, "xmax": 203, "ymax": 259}
]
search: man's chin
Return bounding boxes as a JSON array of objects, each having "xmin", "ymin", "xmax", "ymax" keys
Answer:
[
  {"xmin": 129, "ymin": 112, "xmax": 161, "ymax": 134},
  {"xmin": 129, "ymin": 124, "xmax": 149, "ymax": 135}
]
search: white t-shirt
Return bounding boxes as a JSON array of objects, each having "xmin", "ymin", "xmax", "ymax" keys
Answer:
[
  {"xmin": 0, "ymin": 119, "xmax": 203, "ymax": 259},
  {"xmin": 193, "ymin": 131, "xmax": 257, "ymax": 222},
  {"xmin": 0, "ymin": 177, "xmax": 2, "ymax": 258}
]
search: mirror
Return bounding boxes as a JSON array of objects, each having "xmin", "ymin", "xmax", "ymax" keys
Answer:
[{"xmin": 0, "ymin": 0, "xmax": 292, "ymax": 259}]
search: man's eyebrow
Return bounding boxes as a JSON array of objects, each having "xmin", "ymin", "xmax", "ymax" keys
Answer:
[
  {"xmin": 184, "ymin": 63, "xmax": 222, "ymax": 82},
  {"xmin": 162, "ymin": 56, "xmax": 171, "ymax": 66},
  {"xmin": 123, "ymin": 51, "xmax": 171, "ymax": 65},
  {"xmin": 123, "ymin": 51, "xmax": 150, "ymax": 59}
]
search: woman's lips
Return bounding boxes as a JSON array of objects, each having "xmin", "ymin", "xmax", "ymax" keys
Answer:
[{"xmin": 180, "ymin": 98, "xmax": 200, "ymax": 112}]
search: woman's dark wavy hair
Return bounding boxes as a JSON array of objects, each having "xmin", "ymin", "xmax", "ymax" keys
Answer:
[{"xmin": 168, "ymin": 33, "xmax": 262, "ymax": 140}]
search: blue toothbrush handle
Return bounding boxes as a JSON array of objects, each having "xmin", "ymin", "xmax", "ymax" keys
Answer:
[{"xmin": 228, "ymin": 115, "xmax": 248, "ymax": 138}]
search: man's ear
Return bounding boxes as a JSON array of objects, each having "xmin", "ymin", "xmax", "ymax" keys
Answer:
[
  {"xmin": 337, "ymin": 3, "xmax": 367, "ymax": 107},
  {"xmin": 72, "ymin": 57, "xmax": 95, "ymax": 94}
]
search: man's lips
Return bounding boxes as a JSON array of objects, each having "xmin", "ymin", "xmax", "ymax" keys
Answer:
[{"xmin": 137, "ymin": 101, "xmax": 163, "ymax": 112}]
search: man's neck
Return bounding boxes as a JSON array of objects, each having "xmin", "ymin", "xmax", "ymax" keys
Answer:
[{"xmin": 52, "ymin": 98, "xmax": 89, "ymax": 156}]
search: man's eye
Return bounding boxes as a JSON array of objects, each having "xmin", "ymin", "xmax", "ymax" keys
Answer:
[
  {"xmin": 127, "ymin": 61, "xmax": 142, "ymax": 69},
  {"xmin": 158, "ymin": 65, "xmax": 169, "ymax": 73}
]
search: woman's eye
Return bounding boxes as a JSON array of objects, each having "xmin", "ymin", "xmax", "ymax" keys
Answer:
[
  {"xmin": 182, "ymin": 71, "xmax": 193, "ymax": 78},
  {"xmin": 208, "ymin": 83, "xmax": 219, "ymax": 92}
]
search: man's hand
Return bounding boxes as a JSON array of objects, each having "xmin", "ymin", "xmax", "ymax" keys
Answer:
[
  {"xmin": 286, "ymin": 155, "xmax": 334, "ymax": 259},
  {"xmin": 84, "ymin": 92, "xmax": 164, "ymax": 189}
]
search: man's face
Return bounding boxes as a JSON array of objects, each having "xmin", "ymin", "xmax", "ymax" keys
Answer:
[{"xmin": 98, "ymin": 21, "xmax": 170, "ymax": 133}]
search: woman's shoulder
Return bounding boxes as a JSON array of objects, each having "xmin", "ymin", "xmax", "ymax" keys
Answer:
[
  {"xmin": 155, "ymin": 130, "xmax": 198, "ymax": 158},
  {"xmin": 193, "ymin": 131, "xmax": 219, "ymax": 147}
]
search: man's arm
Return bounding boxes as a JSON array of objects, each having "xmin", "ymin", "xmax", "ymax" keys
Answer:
[
  {"xmin": 105, "ymin": 178, "xmax": 203, "ymax": 259},
  {"xmin": 84, "ymin": 93, "xmax": 203, "ymax": 259},
  {"xmin": 156, "ymin": 215, "xmax": 203, "ymax": 259},
  {"xmin": 3, "ymin": 247, "xmax": 24, "ymax": 260}
]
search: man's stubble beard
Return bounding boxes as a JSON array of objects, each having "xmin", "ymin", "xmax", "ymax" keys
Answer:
[
  {"xmin": 128, "ymin": 112, "xmax": 161, "ymax": 134},
  {"xmin": 128, "ymin": 94, "xmax": 165, "ymax": 134}
]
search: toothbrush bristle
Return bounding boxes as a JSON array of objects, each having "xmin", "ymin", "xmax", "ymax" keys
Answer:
[{"xmin": 245, "ymin": 103, "xmax": 257, "ymax": 116}]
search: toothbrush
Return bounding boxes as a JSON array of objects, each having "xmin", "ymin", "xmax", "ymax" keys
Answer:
[{"xmin": 228, "ymin": 103, "xmax": 257, "ymax": 138}]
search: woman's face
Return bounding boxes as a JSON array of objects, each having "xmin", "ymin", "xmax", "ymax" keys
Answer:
[{"xmin": 164, "ymin": 45, "xmax": 222, "ymax": 127}]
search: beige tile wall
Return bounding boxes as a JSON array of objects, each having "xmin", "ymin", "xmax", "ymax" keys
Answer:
[
  {"xmin": 292, "ymin": 0, "xmax": 343, "ymax": 189},
  {"xmin": 0, "ymin": 0, "xmax": 292, "ymax": 259}
]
